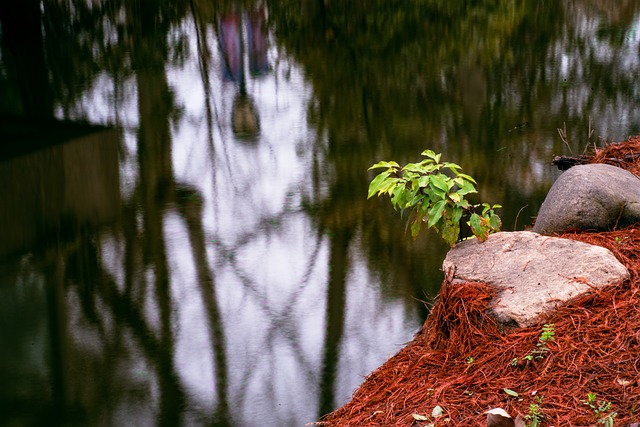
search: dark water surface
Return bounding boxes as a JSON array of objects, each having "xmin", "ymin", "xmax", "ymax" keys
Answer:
[{"xmin": 2, "ymin": 1, "xmax": 640, "ymax": 426}]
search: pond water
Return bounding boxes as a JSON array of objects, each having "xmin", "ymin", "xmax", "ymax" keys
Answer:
[{"xmin": 2, "ymin": 1, "xmax": 640, "ymax": 426}]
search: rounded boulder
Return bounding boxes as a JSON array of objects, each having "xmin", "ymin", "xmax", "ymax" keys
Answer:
[{"xmin": 533, "ymin": 163, "xmax": 640, "ymax": 234}]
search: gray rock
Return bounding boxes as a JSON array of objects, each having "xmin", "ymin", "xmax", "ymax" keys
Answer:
[
  {"xmin": 533, "ymin": 163, "xmax": 640, "ymax": 234},
  {"xmin": 442, "ymin": 231, "xmax": 628, "ymax": 327}
]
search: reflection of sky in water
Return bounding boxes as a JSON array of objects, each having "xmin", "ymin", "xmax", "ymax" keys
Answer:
[
  {"xmin": 551, "ymin": 10, "xmax": 640, "ymax": 134},
  {"xmin": 66, "ymin": 17, "xmax": 419, "ymax": 427}
]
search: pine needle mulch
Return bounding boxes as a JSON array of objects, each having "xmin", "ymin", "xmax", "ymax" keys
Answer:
[{"xmin": 316, "ymin": 137, "xmax": 640, "ymax": 426}]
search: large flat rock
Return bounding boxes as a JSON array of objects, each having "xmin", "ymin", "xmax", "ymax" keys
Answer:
[{"xmin": 442, "ymin": 231, "xmax": 629, "ymax": 327}]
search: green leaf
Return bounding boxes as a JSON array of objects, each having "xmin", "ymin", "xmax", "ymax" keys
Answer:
[
  {"xmin": 410, "ymin": 176, "xmax": 420, "ymax": 191},
  {"xmin": 418, "ymin": 161, "xmax": 438, "ymax": 174},
  {"xmin": 456, "ymin": 172, "xmax": 477, "ymax": 184},
  {"xmin": 442, "ymin": 162, "xmax": 462, "ymax": 172},
  {"xmin": 402, "ymin": 187, "xmax": 419, "ymax": 206},
  {"xmin": 470, "ymin": 214, "xmax": 491, "ymax": 242},
  {"xmin": 418, "ymin": 175, "xmax": 430, "ymax": 188},
  {"xmin": 469, "ymin": 213, "xmax": 483, "ymax": 236},
  {"xmin": 403, "ymin": 163, "xmax": 427, "ymax": 174},
  {"xmin": 391, "ymin": 185, "xmax": 406, "ymax": 208},
  {"xmin": 380, "ymin": 178, "xmax": 403, "ymax": 198},
  {"xmin": 455, "ymin": 180, "xmax": 477, "ymax": 196},
  {"xmin": 427, "ymin": 200, "xmax": 446, "ymax": 228},
  {"xmin": 504, "ymin": 388, "xmax": 519, "ymax": 398},
  {"xmin": 430, "ymin": 174, "xmax": 449, "ymax": 193},
  {"xmin": 455, "ymin": 199, "xmax": 471, "ymax": 209},
  {"xmin": 489, "ymin": 213, "xmax": 502, "ymax": 230},
  {"xmin": 402, "ymin": 169, "xmax": 419, "ymax": 182},
  {"xmin": 441, "ymin": 220, "xmax": 460, "ymax": 247},
  {"xmin": 451, "ymin": 206, "xmax": 463, "ymax": 223},
  {"xmin": 369, "ymin": 161, "xmax": 399, "ymax": 170},
  {"xmin": 368, "ymin": 171, "xmax": 391, "ymax": 199},
  {"xmin": 409, "ymin": 193, "xmax": 425, "ymax": 207},
  {"xmin": 481, "ymin": 203, "xmax": 492, "ymax": 215},
  {"xmin": 427, "ymin": 186, "xmax": 447, "ymax": 201},
  {"xmin": 421, "ymin": 149, "xmax": 437, "ymax": 159}
]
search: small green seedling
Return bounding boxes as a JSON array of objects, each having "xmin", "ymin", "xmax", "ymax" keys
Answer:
[
  {"xmin": 582, "ymin": 392, "xmax": 617, "ymax": 427},
  {"xmin": 512, "ymin": 324, "xmax": 555, "ymax": 367},
  {"xmin": 615, "ymin": 236, "xmax": 629, "ymax": 245},
  {"xmin": 525, "ymin": 395, "xmax": 544, "ymax": 427},
  {"xmin": 537, "ymin": 323, "xmax": 555, "ymax": 352}
]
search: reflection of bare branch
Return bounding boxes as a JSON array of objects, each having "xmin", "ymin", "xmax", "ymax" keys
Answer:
[
  {"xmin": 190, "ymin": 0, "xmax": 242, "ymax": 197},
  {"xmin": 190, "ymin": 0, "xmax": 225, "ymax": 189},
  {"xmin": 77, "ymin": 249, "xmax": 189, "ymax": 420},
  {"xmin": 176, "ymin": 185, "xmax": 232, "ymax": 425},
  {"xmin": 281, "ymin": 225, "xmax": 326, "ymax": 307},
  {"xmin": 207, "ymin": 212, "xmax": 325, "ymax": 412},
  {"xmin": 65, "ymin": 227, "xmax": 232, "ymax": 424},
  {"xmin": 210, "ymin": 237, "xmax": 319, "ymax": 381},
  {"xmin": 190, "ymin": 0, "xmax": 215, "ymax": 148}
]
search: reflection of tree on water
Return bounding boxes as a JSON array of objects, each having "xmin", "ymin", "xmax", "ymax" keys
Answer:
[
  {"xmin": 176, "ymin": 185, "xmax": 231, "ymax": 426},
  {"xmin": 0, "ymin": 1, "xmax": 229, "ymax": 425},
  {"xmin": 318, "ymin": 227, "xmax": 350, "ymax": 417},
  {"xmin": 218, "ymin": 2, "xmax": 269, "ymax": 140},
  {"xmin": 129, "ymin": 3, "xmax": 232, "ymax": 424},
  {"xmin": 0, "ymin": 1, "xmax": 53, "ymax": 117},
  {"xmin": 1, "ymin": 1, "xmax": 327, "ymax": 425}
]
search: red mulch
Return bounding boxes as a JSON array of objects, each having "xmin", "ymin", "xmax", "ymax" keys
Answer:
[{"xmin": 316, "ymin": 137, "xmax": 640, "ymax": 426}]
